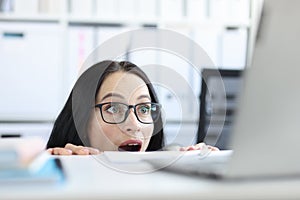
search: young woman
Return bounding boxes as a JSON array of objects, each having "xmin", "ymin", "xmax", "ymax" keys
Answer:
[{"xmin": 46, "ymin": 60, "xmax": 218, "ymax": 155}]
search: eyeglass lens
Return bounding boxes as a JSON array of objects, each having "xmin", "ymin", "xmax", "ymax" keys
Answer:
[{"xmin": 100, "ymin": 102, "xmax": 160, "ymax": 124}]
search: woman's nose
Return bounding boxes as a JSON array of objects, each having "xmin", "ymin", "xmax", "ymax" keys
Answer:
[{"xmin": 122, "ymin": 109, "xmax": 141, "ymax": 133}]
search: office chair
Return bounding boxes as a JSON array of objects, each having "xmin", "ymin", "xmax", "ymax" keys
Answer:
[{"xmin": 197, "ymin": 68, "xmax": 243, "ymax": 150}]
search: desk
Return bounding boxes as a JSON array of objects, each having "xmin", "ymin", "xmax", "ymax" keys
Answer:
[{"xmin": 1, "ymin": 154, "xmax": 300, "ymax": 200}]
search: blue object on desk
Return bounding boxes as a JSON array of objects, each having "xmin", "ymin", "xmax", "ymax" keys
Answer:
[{"xmin": 0, "ymin": 157, "xmax": 65, "ymax": 184}]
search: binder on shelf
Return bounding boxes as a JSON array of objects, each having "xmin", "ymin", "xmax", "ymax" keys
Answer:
[
  {"xmin": 192, "ymin": 27, "xmax": 223, "ymax": 66},
  {"xmin": 96, "ymin": 26, "xmax": 130, "ymax": 54},
  {"xmin": 95, "ymin": 0, "xmax": 119, "ymax": 19},
  {"xmin": 0, "ymin": 22, "xmax": 63, "ymax": 121},
  {"xmin": 67, "ymin": 26, "xmax": 96, "ymax": 90},
  {"xmin": 186, "ymin": 0, "xmax": 207, "ymax": 20},
  {"xmin": 38, "ymin": 0, "xmax": 62, "ymax": 15},
  {"xmin": 70, "ymin": 0, "xmax": 93, "ymax": 16},
  {"xmin": 96, "ymin": 0, "xmax": 158, "ymax": 20},
  {"xmin": 209, "ymin": 0, "xmax": 230, "ymax": 20},
  {"xmin": 0, "ymin": 0, "xmax": 14, "ymax": 12},
  {"xmin": 228, "ymin": 0, "xmax": 250, "ymax": 22},
  {"xmin": 157, "ymin": 49, "xmax": 198, "ymax": 122},
  {"xmin": 118, "ymin": 0, "xmax": 137, "ymax": 19},
  {"xmin": 137, "ymin": 0, "xmax": 157, "ymax": 19},
  {"xmin": 160, "ymin": 0, "xmax": 183, "ymax": 20},
  {"xmin": 13, "ymin": 0, "xmax": 39, "ymax": 15},
  {"xmin": 221, "ymin": 28, "xmax": 248, "ymax": 69},
  {"xmin": 209, "ymin": 0, "xmax": 250, "ymax": 22}
]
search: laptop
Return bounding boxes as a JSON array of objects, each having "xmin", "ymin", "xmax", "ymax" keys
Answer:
[{"xmin": 148, "ymin": 0, "xmax": 300, "ymax": 179}]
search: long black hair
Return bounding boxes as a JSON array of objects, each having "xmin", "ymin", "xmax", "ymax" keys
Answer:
[{"xmin": 46, "ymin": 60, "xmax": 165, "ymax": 151}]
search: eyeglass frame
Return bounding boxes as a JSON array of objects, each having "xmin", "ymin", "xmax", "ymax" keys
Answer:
[{"xmin": 95, "ymin": 102, "xmax": 162, "ymax": 124}]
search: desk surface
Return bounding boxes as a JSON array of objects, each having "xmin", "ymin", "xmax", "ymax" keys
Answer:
[{"xmin": 1, "ymin": 153, "xmax": 300, "ymax": 200}]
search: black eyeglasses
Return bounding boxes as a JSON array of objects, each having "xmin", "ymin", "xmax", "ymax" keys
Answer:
[{"xmin": 95, "ymin": 102, "xmax": 162, "ymax": 124}]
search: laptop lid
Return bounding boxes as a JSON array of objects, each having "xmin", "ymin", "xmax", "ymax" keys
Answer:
[{"xmin": 225, "ymin": 0, "xmax": 300, "ymax": 178}]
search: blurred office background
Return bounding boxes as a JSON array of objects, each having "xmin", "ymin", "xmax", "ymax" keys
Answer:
[{"xmin": 0, "ymin": 0, "xmax": 262, "ymax": 147}]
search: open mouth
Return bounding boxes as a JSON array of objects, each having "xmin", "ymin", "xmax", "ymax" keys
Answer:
[{"xmin": 118, "ymin": 140, "xmax": 142, "ymax": 152}]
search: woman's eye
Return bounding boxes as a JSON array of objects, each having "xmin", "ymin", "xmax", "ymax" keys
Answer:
[
  {"xmin": 138, "ymin": 105, "xmax": 150, "ymax": 114},
  {"xmin": 106, "ymin": 105, "xmax": 120, "ymax": 114}
]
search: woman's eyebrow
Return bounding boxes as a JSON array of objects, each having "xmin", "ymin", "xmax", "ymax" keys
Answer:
[
  {"xmin": 101, "ymin": 93, "xmax": 124, "ymax": 101},
  {"xmin": 137, "ymin": 95, "xmax": 151, "ymax": 100}
]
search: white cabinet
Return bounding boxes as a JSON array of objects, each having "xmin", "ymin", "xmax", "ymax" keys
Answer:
[
  {"xmin": 0, "ymin": 123, "xmax": 53, "ymax": 143},
  {"xmin": 0, "ymin": 22, "xmax": 64, "ymax": 121}
]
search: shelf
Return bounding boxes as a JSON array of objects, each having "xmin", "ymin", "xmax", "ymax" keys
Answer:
[
  {"xmin": 0, "ymin": 13, "xmax": 250, "ymax": 28},
  {"xmin": 159, "ymin": 18, "xmax": 251, "ymax": 29},
  {"xmin": 67, "ymin": 16, "xmax": 159, "ymax": 27},
  {"xmin": 0, "ymin": 13, "xmax": 61, "ymax": 23}
]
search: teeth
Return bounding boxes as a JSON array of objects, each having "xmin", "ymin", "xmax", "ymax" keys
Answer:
[{"xmin": 127, "ymin": 143, "xmax": 139, "ymax": 146}]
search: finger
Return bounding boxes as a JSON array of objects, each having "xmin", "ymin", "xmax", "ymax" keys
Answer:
[
  {"xmin": 46, "ymin": 148, "xmax": 53, "ymax": 154},
  {"xmin": 65, "ymin": 143, "xmax": 89, "ymax": 155},
  {"xmin": 179, "ymin": 147, "xmax": 186, "ymax": 151},
  {"xmin": 195, "ymin": 142, "xmax": 206, "ymax": 149},
  {"xmin": 207, "ymin": 145, "xmax": 220, "ymax": 151},
  {"xmin": 65, "ymin": 143, "xmax": 101, "ymax": 155},
  {"xmin": 187, "ymin": 146, "xmax": 198, "ymax": 151},
  {"xmin": 52, "ymin": 147, "xmax": 73, "ymax": 155},
  {"xmin": 179, "ymin": 146, "xmax": 191, "ymax": 151},
  {"xmin": 180, "ymin": 146, "xmax": 197, "ymax": 151},
  {"xmin": 85, "ymin": 147, "xmax": 101, "ymax": 155},
  {"xmin": 179, "ymin": 146, "xmax": 190, "ymax": 151}
]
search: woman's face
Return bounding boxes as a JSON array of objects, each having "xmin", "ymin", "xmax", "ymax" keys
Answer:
[{"xmin": 88, "ymin": 71, "xmax": 154, "ymax": 152}]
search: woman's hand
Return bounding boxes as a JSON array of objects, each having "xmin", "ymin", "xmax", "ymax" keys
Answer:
[
  {"xmin": 46, "ymin": 143, "xmax": 101, "ymax": 155},
  {"xmin": 179, "ymin": 142, "xmax": 219, "ymax": 151}
]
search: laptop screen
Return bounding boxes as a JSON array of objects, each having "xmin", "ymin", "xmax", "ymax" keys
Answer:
[{"xmin": 226, "ymin": 0, "xmax": 300, "ymax": 178}]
